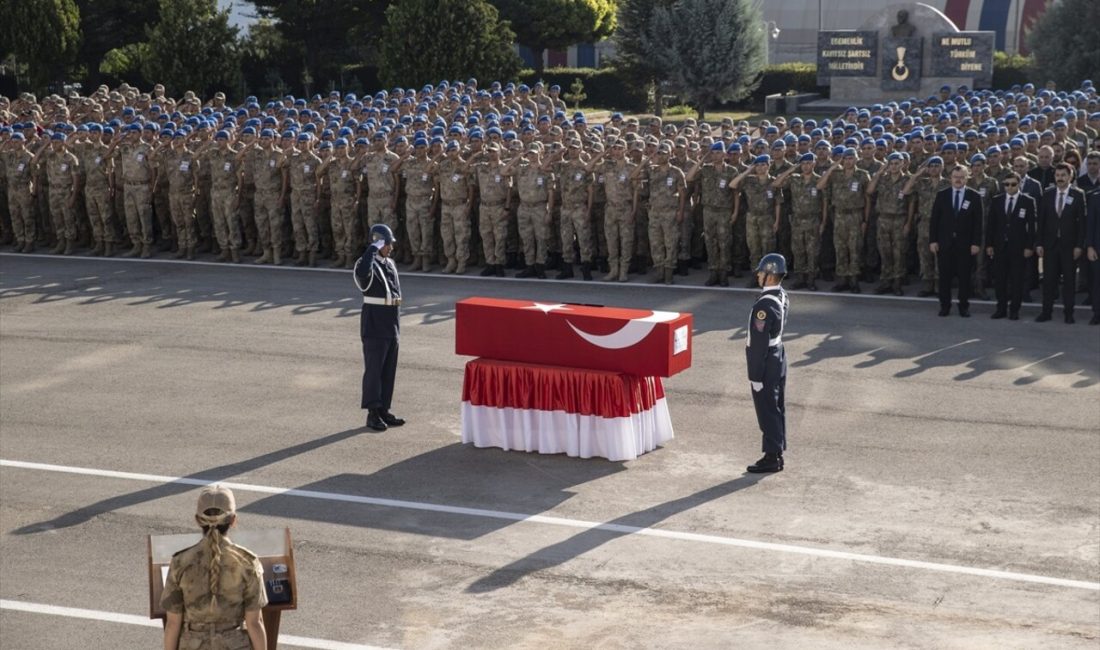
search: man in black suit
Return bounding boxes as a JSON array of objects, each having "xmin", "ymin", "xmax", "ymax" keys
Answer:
[
  {"xmin": 985, "ymin": 172, "xmax": 1036, "ymax": 320},
  {"xmin": 1086, "ymin": 188, "xmax": 1100, "ymax": 325},
  {"xmin": 930, "ymin": 165, "xmax": 983, "ymax": 317},
  {"xmin": 1036, "ymin": 162, "xmax": 1087, "ymax": 323}
]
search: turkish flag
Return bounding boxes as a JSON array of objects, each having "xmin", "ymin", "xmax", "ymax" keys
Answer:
[{"xmin": 455, "ymin": 297, "xmax": 693, "ymax": 377}]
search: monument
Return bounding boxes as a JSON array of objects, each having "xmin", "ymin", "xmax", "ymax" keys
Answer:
[{"xmin": 815, "ymin": 2, "xmax": 994, "ymax": 105}]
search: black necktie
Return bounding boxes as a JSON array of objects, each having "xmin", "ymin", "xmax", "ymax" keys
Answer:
[
  {"xmin": 1007, "ymin": 196, "xmax": 1014, "ymax": 216},
  {"xmin": 954, "ymin": 190, "xmax": 961, "ymax": 214}
]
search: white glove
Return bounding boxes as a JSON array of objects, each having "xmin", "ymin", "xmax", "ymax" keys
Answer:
[
  {"xmin": 371, "ymin": 239, "xmax": 385, "ymax": 250},
  {"xmin": 750, "ymin": 381, "xmax": 763, "ymax": 392}
]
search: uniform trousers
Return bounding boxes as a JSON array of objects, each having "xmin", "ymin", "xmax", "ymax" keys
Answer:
[{"xmin": 361, "ymin": 337, "xmax": 399, "ymax": 411}]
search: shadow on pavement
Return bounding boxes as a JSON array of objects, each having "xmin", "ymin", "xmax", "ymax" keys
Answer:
[
  {"xmin": 241, "ymin": 443, "xmax": 626, "ymax": 541},
  {"xmin": 10, "ymin": 426, "xmax": 370, "ymax": 535},
  {"xmin": 465, "ymin": 471, "xmax": 771, "ymax": 593}
]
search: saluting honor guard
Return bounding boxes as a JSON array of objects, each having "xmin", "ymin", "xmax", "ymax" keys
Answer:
[
  {"xmin": 355, "ymin": 224, "xmax": 406, "ymax": 432},
  {"xmin": 746, "ymin": 253, "xmax": 789, "ymax": 473}
]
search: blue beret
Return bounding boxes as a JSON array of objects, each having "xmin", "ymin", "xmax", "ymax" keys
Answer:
[
  {"xmin": 799, "ymin": 153, "xmax": 815, "ymax": 163},
  {"xmin": 413, "ymin": 137, "xmax": 428, "ymax": 147},
  {"xmin": 969, "ymin": 153, "xmax": 986, "ymax": 164},
  {"xmin": 926, "ymin": 156, "xmax": 944, "ymax": 165},
  {"xmin": 753, "ymin": 154, "xmax": 771, "ymax": 165},
  {"xmin": 159, "ymin": 129, "xmax": 173, "ymax": 138},
  {"xmin": 709, "ymin": 142, "xmax": 725, "ymax": 152},
  {"xmin": 355, "ymin": 137, "xmax": 368, "ymax": 146},
  {"xmin": 215, "ymin": 130, "xmax": 230, "ymax": 140},
  {"xmin": 771, "ymin": 140, "xmax": 786, "ymax": 149},
  {"xmin": 726, "ymin": 143, "xmax": 742, "ymax": 153},
  {"xmin": 372, "ymin": 131, "xmax": 386, "ymax": 141},
  {"xmin": 334, "ymin": 138, "xmax": 348, "ymax": 148},
  {"xmin": 887, "ymin": 152, "xmax": 903, "ymax": 161},
  {"xmin": 297, "ymin": 133, "xmax": 311, "ymax": 142},
  {"xmin": 318, "ymin": 141, "xmax": 332, "ymax": 150},
  {"xmin": 281, "ymin": 130, "xmax": 295, "ymax": 139},
  {"xmin": 260, "ymin": 128, "xmax": 275, "ymax": 138},
  {"xmin": 50, "ymin": 132, "xmax": 67, "ymax": 141},
  {"xmin": 11, "ymin": 133, "xmax": 25, "ymax": 141},
  {"xmin": 941, "ymin": 142, "xmax": 957, "ymax": 151},
  {"xmin": 843, "ymin": 147, "xmax": 857, "ymax": 157}
]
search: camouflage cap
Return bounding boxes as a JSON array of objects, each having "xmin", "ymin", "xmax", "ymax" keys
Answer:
[{"xmin": 196, "ymin": 485, "xmax": 236, "ymax": 515}]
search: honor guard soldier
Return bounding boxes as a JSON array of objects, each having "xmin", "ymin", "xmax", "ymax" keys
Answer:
[
  {"xmin": 161, "ymin": 485, "xmax": 268, "ymax": 650},
  {"xmin": 746, "ymin": 253, "xmax": 789, "ymax": 474},
  {"xmin": 354, "ymin": 224, "xmax": 406, "ymax": 431}
]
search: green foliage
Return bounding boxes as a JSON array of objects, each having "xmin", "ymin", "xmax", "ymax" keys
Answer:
[
  {"xmin": 612, "ymin": 0, "xmax": 675, "ymax": 89},
  {"xmin": 0, "ymin": 0, "xmax": 82, "ymax": 90},
  {"xmin": 141, "ymin": 0, "xmax": 241, "ymax": 97},
  {"xmin": 1028, "ymin": 0, "xmax": 1100, "ymax": 90},
  {"xmin": 378, "ymin": 0, "xmax": 521, "ymax": 88},
  {"xmin": 992, "ymin": 51, "xmax": 1031, "ymax": 90},
  {"xmin": 646, "ymin": 0, "xmax": 765, "ymax": 118},
  {"xmin": 100, "ymin": 43, "xmax": 150, "ymax": 80},
  {"xmin": 75, "ymin": 0, "xmax": 159, "ymax": 87},
  {"xmin": 251, "ymin": 0, "xmax": 390, "ymax": 95},
  {"xmin": 564, "ymin": 77, "xmax": 587, "ymax": 109},
  {"xmin": 519, "ymin": 67, "xmax": 648, "ymax": 111},
  {"xmin": 491, "ymin": 0, "xmax": 616, "ymax": 71}
]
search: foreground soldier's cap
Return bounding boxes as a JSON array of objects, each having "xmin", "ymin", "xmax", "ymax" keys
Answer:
[
  {"xmin": 927, "ymin": 156, "xmax": 944, "ymax": 165},
  {"xmin": 657, "ymin": 143, "xmax": 671, "ymax": 154},
  {"xmin": 799, "ymin": 152, "xmax": 815, "ymax": 163},
  {"xmin": 196, "ymin": 485, "xmax": 236, "ymax": 515},
  {"xmin": 753, "ymin": 154, "xmax": 771, "ymax": 165}
]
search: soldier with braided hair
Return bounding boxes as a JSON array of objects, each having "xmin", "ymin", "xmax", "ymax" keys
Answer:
[{"xmin": 161, "ymin": 485, "xmax": 268, "ymax": 650}]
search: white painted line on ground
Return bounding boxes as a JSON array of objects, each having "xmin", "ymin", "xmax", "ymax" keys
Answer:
[
  {"xmin": 0, "ymin": 251, "xmax": 1023, "ymax": 306},
  {"xmin": 3, "ymin": 458, "xmax": 1096, "ymax": 592},
  {"xmin": 0, "ymin": 599, "xmax": 395, "ymax": 650}
]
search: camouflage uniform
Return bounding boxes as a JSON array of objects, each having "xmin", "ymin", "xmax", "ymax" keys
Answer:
[
  {"xmin": 600, "ymin": 158, "xmax": 636, "ymax": 281},
  {"xmin": 44, "ymin": 148, "xmax": 80, "ymax": 252},
  {"xmin": 437, "ymin": 156, "xmax": 473, "ymax": 272},
  {"xmin": 81, "ymin": 141, "xmax": 115, "ymax": 252},
  {"xmin": 787, "ymin": 172, "xmax": 823, "ymax": 278},
  {"xmin": 912, "ymin": 175, "xmax": 950, "ymax": 285},
  {"xmin": 401, "ymin": 157, "xmax": 437, "ymax": 268},
  {"xmin": 513, "ymin": 161, "xmax": 551, "ymax": 268},
  {"xmin": 646, "ymin": 164, "xmax": 685, "ymax": 278},
  {"xmin": 364, "ymin": 150, "xmax": 400, "ymax": 231},
  {"xmin": 556, "ymin": 158, "xmax": 595, "ymax": 265},
  {"xmin": 326, "ymin": 155, "xmax": 359, "ymax": 267},
  {"xmin": 827, "ymin": 169, "xmax": 871, "ymax": 280},
  {"xmin": 166, "ymin": 146, "xmax": 199, "ymax": 256},
  {"xmin": 206, "ymin": 146, "xmax": 242, "ymax": 258},
  {"xmin": 120, "ymin": 140, "xmax": 156, "ymax": 254},
  {"xmin": 160, "ymin": 539, "xmax": 268, "ymax": 650},
  {"xmin": 874, "ymin": 172, "xmax": 910, "ymax": 283},
  {"xmin": 698, "ymin": 163, "xmax": 737, "ymax": 274},
  {"xmin": 5, "ymin": 148, "xmax": 37, "ymax": 249},
  {"xmin": 475, "ymin": 161, "xmax": 510, "ymax": 267},
  {"xmin": 739, "ymin": 174, "xmax": 777, "ymax": 270},
  {"xmin": 250, "ymin": 147, "xmax": 286, "ymax": 261},
  {"xmin": 289, "ymin": 150, "xmax": 322, "ymax": 262}
]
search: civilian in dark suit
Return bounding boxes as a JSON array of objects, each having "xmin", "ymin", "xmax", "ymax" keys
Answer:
[
  {"xmin": 986, "ymin": 172, "xmax": 1036, "ymax": 319},
  {"xmin": 1086, "ymin": 188, "xmax": 1100, "ymax": 325},
  {"xmin": 1027, "ymin": 146, "xmax": 1056, "ymax": 188},
  {"xmin": 930, "ymin": 165, "xmax": 984, "ymax": 317},
  {"xmin": 1078, "ymin": 152, "xmax": 1100, "ymax": 193},
  {"xmin": 1036, "ymin": 162, "xmax": 1087, "ymax": 323},
  {"xmin": 1013, "ymin": 156, "xmax": 1044, "ymax": 299}
]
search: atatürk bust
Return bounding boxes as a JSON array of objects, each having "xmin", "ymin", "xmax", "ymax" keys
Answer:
[{"xmin": 891, "ymin": 10, "xmax": 917, "ymax": 38}]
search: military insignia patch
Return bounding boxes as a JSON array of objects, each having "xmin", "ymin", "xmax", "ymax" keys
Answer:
[{"xmin": 756, "ymin": 310, "xmax": 767, "ymax": 320}]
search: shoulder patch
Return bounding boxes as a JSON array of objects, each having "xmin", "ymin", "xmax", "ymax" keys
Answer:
[{"xmin": 756, "ymin": 309, "xmax": 767, "ymax": 320}]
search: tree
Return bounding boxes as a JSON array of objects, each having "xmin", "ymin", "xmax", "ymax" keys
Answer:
[
  {"xmin": 490, "ymin": 0, "xmax": 616, "ymax": 74},
  {"xmin": 1028, "ymin": 0, "xmax": 1100, "ymax": 91},
  {"xmin": 0, "ymin": 0, "xmax": 82, "ymax": 91},
  {"xmin": 378, "ymin": 0, "xmax": 522, "ymax": 88},
  {"xmin": 646, "ymin": 0, "xmax": 764, "ymax": 119},
  {"xmin": 141, "ymin": 0, "xmax": 241, "ymax": 97},
  {"xmin": 611, "ymin": 0, "xmax": 675, "ymax": 114},
  {"xmin": 75, "ymin": 0, "xmax": 159, "ymax": 87},
  {"xmin": 251, "ymin": 0, "xmax": 392, "ymax": 96}
]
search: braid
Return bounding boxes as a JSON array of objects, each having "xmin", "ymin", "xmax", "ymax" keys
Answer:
[{"xmin": 197, "ymin": 509, "xmax": 233, "ymax": 610}]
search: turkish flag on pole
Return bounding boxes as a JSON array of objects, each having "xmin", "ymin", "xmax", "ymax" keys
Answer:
[{"xmin": 460, "ymin": 359, "xmax": 674, "ymax": 461}]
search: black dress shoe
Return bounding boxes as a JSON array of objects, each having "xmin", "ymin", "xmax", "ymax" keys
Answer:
[
  {"xmin": 366, "ymin": 411, "xmax": 388, "ymax": 431},
  {"xmin": 747, "ymin": 453, "xmax": 783, "ymax": 473},
  {"xmin": 1064, "ymin": 313, "xmax": 1075, "ymax": 324},
  {"xmin": 990, "ymin": 309, "xmax": 1007, "ymax": 319},
  {"xmin": 958, "ymin": 307, "xmax": 970, "ymax": 317},
  {"xmin": 1035, "ymin": 312, "xmax": 1052, "ymax": 322},
  {"xmin": 1009, "ymin": 312, "xmax": 1019, "ymax": 320},
  {"xmin": 1090, "ymin": 314, "xmax": 1100, "ymax": 325},
  {"xmin": 938, "ymin": 306, "xmax": 950, "ymax": 317},
  {"xmin": 380, "ymin": 411, "xmax": 405, "ymax": 427}
]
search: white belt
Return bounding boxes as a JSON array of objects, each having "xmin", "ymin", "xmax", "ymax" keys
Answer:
[
  {"xmin": 769, "ymin": 336, "xmax": 782, "ymax": 347},
  {"xmin": 363, "ymin": 297, "xmax": 401, "ymax": 306}
]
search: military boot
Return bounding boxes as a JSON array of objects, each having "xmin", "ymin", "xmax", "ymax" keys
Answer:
[
  {"xmin": 875, "ymin": 281, "xmax": 892, "ymax": 295},
  {"xmin": 295, "ymin": 251, "xmax": 307, "ymax": 267},
  {"xmin": 216, "ymin": 248, "xmax": 230, "ymax": 262},
  {"xmin": 90, "ymin": 241, "xmax": 104, "ymax": 257},
  {"xmin": 664, "ymin": 267, "xmax": 674, "ymax": 285},
  {"xmin": 455, "ymin": 261, "xmax": 466, "ymax": 274},
  {"xmin": 254, "ymin": 248, "xmax": 272, "ymax": 264},
  {"xmin": 51, "ymin": 238, "xmax": 66, "ymax": 254},
  {"xmin": 850, "ymin": 277, "xmax": 861, "ymax": 294},
  {"xmin": 63, "ymin": 239, "xmax": 75, "ymax": 255},
  {"xmin": 534, "ymin": 264, "xmax": 546, "ymax": 279},
  {"xmin": 103, "ymin": 242, "xmax": 114, "ymax": 258},
  {"xmin": 479, "ymin": 264, "xmax": 495, "ymax": 277},
  {"xmin": 343, "ymin": 255, "xmax": 353, "ymax": 269},
  {"xmin": 917, "ymin": 279, "xmax": 936, "ymax": 297},
  {"xmin": 747, "ymin": 452, "xmax": 783, "ymax": 473},
  {"xmin": 185, "ymin": 245, "xmax": 195, "ymax": 261},
  {"xmin": 806, "ymin": 274, "xmax": 818, "ymax": 291},
  {"xmin": 21, "ymin": 241, "xmax": 35, "ymax": 253},
  {"xmin": 174, "ymin": 244, "xmax": 187, "ymax": 259},
  {"xmin": 580, "ymin": 263, "xmax": 592, "ymax": 281},
  {"xmin": 141, "ymin": 243, "xmax": 153, "ymax": 259},
  {"xmin": 718, "ymin": 270, "xmax": 730, "ymax": 287},
  {"xmin": 443, "ymin": 259, "xmax": 457, "ymax": 274},
  {"xmin": 790, "ymin": 275, "xmax": 807, "ymax": 290},
  {"xmin": 556, "ymin": 264, "xmax": 574, "ymax": 280},
  {"xmin": 675, "ymin": 260, "xmax": 689, "ymax": 276},
  {"xmin": 331, "ymin": 254, "xmax": 345, "ymax": 269},
  {"xmin": 516, "ymin": 265, "xmax": 536, "ymax": 278},
  {"xmin": 420, "ymin": 256, "xmax": 432, "ymax": 273},
  {"xmin": 602, "ymin": 263, "xmax": 618, "ymax": 282},
  {"xmin": 831, "ymin": 278, "xmax": 850, "ymax": 292},
  {"xmin": 705, "ymin": 271, "xmax": 720, "ymax": 287},
  {"xmin": 123, "ymin": 243, "xmax": 142, "ymax": 258},
  {"xmin": 892, "ymin": 279, "xmax": 904, "ymax": 296},
  {"xmin": 649, "ymin": 270, "xmax": 664, "ymax": 284},
  {"xmin": 617, "ymin": 260, "xmax": 630, "ymax": 282},
  {"xmin": 308, "ymin": 251, "xmax": 317, "ymax": 267},
  {"xmin": 271, "ymin": 248, "xmax": 282, "ymax": 266},
  {"xmin": 231, "ymin": 249, "xmax": 241, "ymax": 263}
]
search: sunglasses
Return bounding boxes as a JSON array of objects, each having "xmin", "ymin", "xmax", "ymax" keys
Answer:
[{"xmin": 1003, "ymin": 182, "xmax": 1018, "ymax": 187}]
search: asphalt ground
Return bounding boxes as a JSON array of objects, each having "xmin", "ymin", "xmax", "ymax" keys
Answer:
[{"xmin": 1, "ymin": 252, "xmax": 1098, "ymax": 649}]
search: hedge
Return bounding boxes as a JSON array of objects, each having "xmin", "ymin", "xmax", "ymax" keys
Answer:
[
  {"xmin": 991, "ymin": 52, "xmax": 1031, "ymax": 90},
  {"xmin": 519, "ymin": 67, "xmax": 649, "ymax": 112}
]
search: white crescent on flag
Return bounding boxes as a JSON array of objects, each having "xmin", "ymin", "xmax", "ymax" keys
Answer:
[{"xmin": 567, "ymin": 311, "xmax": 680, "ymax": 350}]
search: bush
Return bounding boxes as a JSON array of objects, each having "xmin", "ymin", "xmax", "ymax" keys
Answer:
[
  {"xmin": 520, "ymin": 67, "xmax": 648, "ymax": 112},
  {"xmin": 992, "ymin": 51, "xmax": 1031, "ymax": 89}
]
